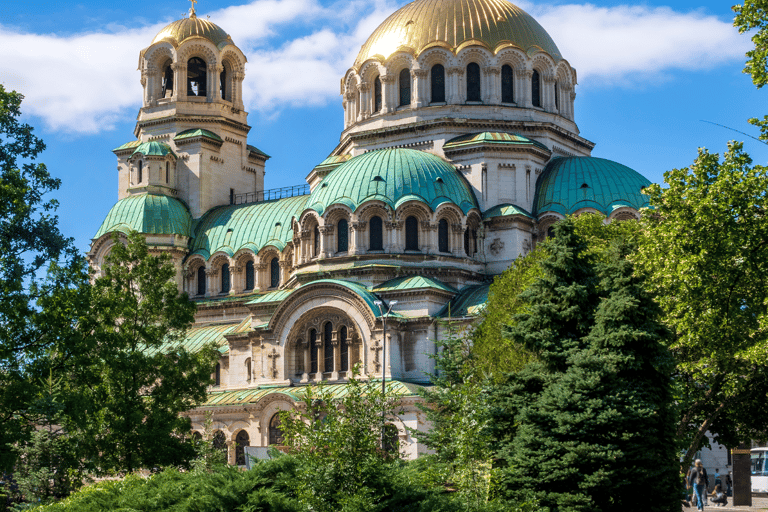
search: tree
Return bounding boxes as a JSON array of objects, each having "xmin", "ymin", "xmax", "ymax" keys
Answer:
[
  {"xmin": 734, "ymin": 0, "xmax": 768, "ymax": 140},
  {"xmin": 636, "ymin": 142, "xmax": 768, "ymax": 466},
  {"xmin": 0, "ymin": 84, "xmax": 84, "ymax": 472},
  {"xmin": 66, "ymin": 232, "xmax": 218, "ymax": 474},
  {"xmin": 490, "ymin": 219, "xmax": 679, "ymax": 512}
]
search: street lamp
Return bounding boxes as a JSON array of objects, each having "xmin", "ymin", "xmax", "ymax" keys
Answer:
[{"xmin": 373, "ymin": 299, "xmax": 397, "ymax": 449}]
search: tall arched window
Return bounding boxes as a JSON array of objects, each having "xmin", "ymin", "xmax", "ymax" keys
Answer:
[
  {"xmin": 466, "ymin": 62, "xmax": 481, "ymax": 102},
  {"xmin": 501, "ymin": 65, "xmax": 514, "ymax": 103},
  {"xmin": 214, "ymin": 362, "xmax": 221, "ymax": 386},
  {"xmin": 270, "ymin": 257, "xmax": 279, "ymax": 288},
  {"xmin": 269, "ymin": 413, "xmax": 284, "ymax": 446},
  {"xmin": 464, "ymin": 229, "xmax": 470, "ymax": 256},
  {"xmin": 438, "ymin": 219, "xmax": 449, "ymax": 253},
  {"xmin": 340, "ymin": 326, "xmax": 349, "ymax": 372},
  {"xmin": 162, "ymin": 62, "xmax": 174, "ymax": 98},
  {"xmin": 137, "ymin": 161, "xmax": 143, "ymax": 183},
  {"xmin": 212, "ymin": 430, "xmax": 226, "ymax": 453},
  {"xmin": 197, "ymin": 265, "xmax": 206, "ymax": 296},
  {"xmin": 220, "ymin": 67, "xmax": 227, "ymax": 100},
  {"xmin": 532, "ymin": 69, "xmax": 541, "ymax": 108},
  {"xmin": 235, "ymin": 430, "xmax": 249, "ymax": 465},
  {"xmin": 245, "ymin": 260, "xmax": 254, "ymax": 291},
  {"xmin": 405, "ymin": 216, "xmax": 419, "ymax": 251},
  {"xmin": 337, "ymin": 219, "xmax": 349, "ymax": 252},
  {"xmin": 187, "ymin": 57, "xmax": 207, "ymax": 97},
  {"xmin": 165, "ymin": 162, "xmax": 170, "ymax": 183},
  {"xmin": 374, "ymin": 76, "xmax": 382, "ymax": 113},
  {"xmin": 554, "ymin": 80, "xmax": 560, "ymax": 111},
  {"xmin": 323, "ymin": 321, "xmax": 333, "ymax": 373},
  {"xmin": 399, "ymin": 68, "xmax": 411, "ymax": 107},
  {"xmin": 221, "ymin": 263, "xmax": 230, "ymax": 294},
  {"xmin": 310, "ymin": 329, "xmax": 318, "ymax": 374},
  {"xmin": 431, "ymin": 64, "xmax": 445, "ymax": 103},
  {"xmin": 369, "ymin": 216, "xmax": 383, "ymax": 251},
  {"xmin": 313, "ymin": 225, "xmax": 320, "ymax": 258},
  {"xmin": 245, "ymin": 358, "xmax": 252, "ymax": 382}
]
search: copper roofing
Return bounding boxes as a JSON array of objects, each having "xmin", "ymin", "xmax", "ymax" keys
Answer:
[
  {"xmin": 202, "ymin": 380, "xmax": 423, "ymax": 407},
  {"xmin": 189, "ymin": 195, "xmax": 308, "ymax": 260},
  {"xmin": 174, "ymin": 128, "xmax": 223, "ymax": 142},
  {"xmin": 152, "ymin": 14, "xmax": 233, "ymax": 48},
  {"xmin": 443, "ymin": 132, "xmax": 550, "ymax": 152},
  {"xmin": 534, "ymin": 157, "xmax": 651, "ymax": 217},
  {"xmin": 132, "ymin": 141, "xmax": 177, "ymax": 159},
  {"xmin": 295, "ymin": 279, "xmax": 386, "ymax": 317},
  {"xmin": 94, "ymin": 193, "xmax": 192, "ymax": 239},
  {"xmin": 483, "ymin": 203, "xmax": 533, "ymax": 219},
  {"xmin": 307, "ymin": 148, "xmax": 479, "ymax": 215},
  {"xmin": 438, "ymin": 284, "xmax": 489, "ymax": 317},
  {"xmin": 246, "ymin": 289, "xmax": 294, "ymax": 305},
  {"xmin": 144, "ymin": 321, "xmax": 244, "ymax": 357},
  {"xmin": 354, "ymin": 0, "xmax": 562, "ymax": 69},
  {"xmin": 373, "ymin": 275, "xmax": 457, "ymax": 293},
  {"xmin": 113, "ymin": 140, "xmax": 140, "ymax": 152}
]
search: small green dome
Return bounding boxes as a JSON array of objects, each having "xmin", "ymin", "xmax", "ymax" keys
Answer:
[
  {"xmin": 307, "ymin": 148, "xmax": 479, "ymax": 215},
  {"xmin": 94, "ymin": 194, "xmax": 192, "ymax": 239},
  {"xmin": 132, "ymin": 141, "xmax": 176, "ymax": 159},
  {"xmin": 534, "ymin": 157, "xmax": 651, "ymax": 217}
]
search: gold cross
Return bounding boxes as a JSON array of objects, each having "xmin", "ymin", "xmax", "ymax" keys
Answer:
[{"xmin": 189, "ymin": 0, "xmax": 197, "ymax": 15}]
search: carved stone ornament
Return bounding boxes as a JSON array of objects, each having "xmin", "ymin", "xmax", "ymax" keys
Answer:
[
  {"xmin": 370, "ymin": 339, "xmax": 383, "ymax": 373},
  {"xmin": 267, "ymin": 348, "xmax": 280, "ymax": 379},
  {"xmin": 490, "ymin": 238, "xmax": 505, "ymax": 256},
  {"xmin": 522, "ymin": 238, "xmax": 532, "ymax": 255}
]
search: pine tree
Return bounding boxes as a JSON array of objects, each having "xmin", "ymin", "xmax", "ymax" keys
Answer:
[{"xmin": 490, "ymin": 219, "xmax": 678, "ymax": 512}]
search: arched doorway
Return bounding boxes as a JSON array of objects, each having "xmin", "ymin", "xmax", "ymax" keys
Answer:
[
  {"xmin": 235, "ymin": 430, "xmax": 250, "ymax": 465},
  {"xmin": 269, "ymin": 412, "xmax": 285, "ymax": 446}
]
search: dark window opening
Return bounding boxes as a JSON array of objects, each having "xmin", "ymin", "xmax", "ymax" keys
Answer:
[
  {"xmin": 162, "ymin": 63, "xmax": 174, "ymax": 98},
  {"xmin": 221, "ymin": 263, "xmax": 230, "ymax": 294},
  {"xmin": 245, "ymin": 261, "xmax": 254, "ymax": 291},
  {"xmin": 502, "ymin": 64, "xmax": 514, "ymax": 103},
  {"xmin": 369, "ymin": 215, "xmax": 383, "ymax": 250},
  {"xmin": 431, "ymin": 64, "xmax": 445, "ymax": 103},
  {"xmin": 197, "ymin": 266, "xmax": 206, "ymax": 296},
  {"xmin": 230, "ymin": 188, "xmax": 234, "ymax": 205},
  {"xmin": 466, "ymin": 62, "xmax": 481, "ymax": 102},
  {"xmin": 220, "ymin": 68, "xmax": 227, "ymax": 100},
  {"xmin": 269, "ymin": 413, "xmax": 284, "ymax": 446},
  {"xmin": 187, "ymin": 57, "xmax": 207, "ymax": 97},
  {"xmin": 337, "ymin": 219, "xmax": 348, "ymax": 252},
  {"xmin": 235, "ymin": 430, "xmax": 249, "ymax": 465},
  {"xmin": 547, "ymin": 226, "xmax": 555, "ymax": 238},
  {"xmin": 555, "ymin": 81, "xmax": 560, "ymax": 111},
  {"xmin": 310, "ymin": 329, "xmax": 318, "ymax": 374},
  {"xmin": 313, "ymin": 225, "xmax": 320, "ymax": 257},
  {"xmin": 399, "ymin": 68, "xmax": 411, "ymax": 107},
  {"xmin": 532, "ymin": 69, "xmax": 541, "ymax": 108},
  {"xmin": 270, "ymin": 257, "xmax": 280, "ymax": 288},
  {"xmin": 323, "ymin": 321, "xmax": 333, "ymax": 373},
  {"xmin": 246, "ymin": 358, "xmax": 251, "ymax": 382},
  {"xmin": 214, "ymin": 363, "xmax": 221, "ymax": 386},
  {"xmin": 137, "ymin": 161, "xmax": 143, "ymax": 183},
  {"xmin": 165, "ymin": 162, "xmax": 170, "ymax": 184},
  {"xmin": 438, "ymin": 219, "xmax": 449, "ymax": 253},
  {"xmin": 340, "ymin": 326, "xmax": 348, "ymax": 372},
  {"xmin": 405, "ymin": 216, "xmax": 419, "ymax": 251},
  {"xmin": 383, "ymin": 424, "xmax": 399, "ymax": 453},
  {"xmin": 374, "ymin": 76, "xmax": 382, "ymax": 113},
  {"xmin": 212, "ymin": 430, "xmax": 226, "ymax": 452}
]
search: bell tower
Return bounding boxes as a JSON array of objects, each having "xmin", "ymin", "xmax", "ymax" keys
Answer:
[{"xmin": 112, "ymin": 2, "xmax": 267, "ymax": 218}]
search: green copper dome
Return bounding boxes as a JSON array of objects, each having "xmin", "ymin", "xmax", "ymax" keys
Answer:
[
  {"xmin": 308, "ymin": 148, "xmax": 479, "ymax": 215},
  {"xmin": 132, "ymin": 141, "xmax": 176, "ymax": 159},
  {"xmin": 534, "ymin": 157, "xmax": 651, "ymax": 217},
  {"xmin": 94, "ymin": 194, "xmax": 192, "ymax": 239},
  {"xmin": 189, "ymin": 195, "xmax": 308, "ymax": 260}
]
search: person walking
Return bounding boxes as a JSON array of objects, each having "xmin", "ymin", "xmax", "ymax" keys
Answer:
[{"xmin": 689, "ymin": 460, "xmax": 709, "ymax": 511}]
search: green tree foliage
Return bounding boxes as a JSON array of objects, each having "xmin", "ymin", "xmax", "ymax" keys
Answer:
[
  {"xmin": 490, "ymin": 219, "xmax": 679, "ymax": 512},
  {"xmin": 637, "ymin": 142, "xmax": 768, "ymax": 465},
  {"xmin": 734, "ymin": 0, "xmax": 768, "ymax": 139},
  {"xmin": 65, "ymin": 232, "xmax": 218, "ymax": 474},
  {"xmin": 0, "ymin": 85, "xmax": 84, "ymax": 472}
]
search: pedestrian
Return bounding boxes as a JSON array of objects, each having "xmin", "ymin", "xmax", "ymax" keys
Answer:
[
  {"xmin": 725, "ymin": 473, "xmax": 732, "ymax": 497},
  {"xmin": 689, "ymin": 459, "xmax": 709, "ymax": 511},
  {"xmin": 709, "ymin": 483, "xmax": 728, "ymax": 507}
]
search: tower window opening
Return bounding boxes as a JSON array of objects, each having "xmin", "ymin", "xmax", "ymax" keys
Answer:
[
  {"xmin": 270, "ymin": 256, "xmax": 279, "ymax": 288},
  {"xmin": 269, "ymin": 413, "xmax": 284, "ymax": 446},
  {"xmin": 230, "ymin": 188, "xmax": 234, "ymax": 205},
  {"xmin": 369, "ymin": 215, "xmax": 383, "ymax": 251},
  {"xmin": 235, "ymin": 430, "xmax": 249, "ymax": 466},
  {"xmin": 337, "ymin": 219, "xmax": 349, "ymax": 252},
  {"xmin": 313, "ymin": 225, "xmax": 320, "ymax": 258},
  {"xmin": 310, "ymin": 329, "xmax": 318, "ymax": 374},
  {"xmin": 221, "ymin": 263, "xmax": 230, "ymax": 294},
  {"xmin": 399, "ymin": 68, "xmax": 411, "ymax": 107},
  {"xmin": 214, "ymin": 362, "xmax": 221, "ymax": 386},
  {"xmin": 340, "ymin": 326, "xmax": 348, "ymax": 372},
  {"xmin": 197, "ymin": 265, "xmax": 206, "ymax": 296},
  {"xmin": 137, "ymin": 161, "xmax": 143, "ymax": 184},
  {"xmin": 245, "ymin": 357, "xmax": 252, "ymax": 382},
  {"xmin": 212, "ymin": 430, "xmax": 226, "ymax": 452},
  {"xmin": 245, "ymin": 260, "xmax": 254, "ymax": 291},
  {"xmin": 187, "ymin": 57, "xmax": 207, "ymax": 97},
  {"xmin": 431, "ymin": 64, "xmax": 445, "ymax": 103},
  {"xmin": 438, "ymin": 219, "xmax": 449, "ymax": 253},
  {"xmin": 555, "ymin": 80, "xmax": 560, "ymax": 111},
  {"xmin": 165, "ymin": 162, "xmax": 170, "ymax": 184},
  {"xmin": 466, "ymin": 62, "xmax": 481, "ymax": 102},
  {"xmin": 220, "ymin": 67, "xmax": 227, "ymax": 100},
  {"xmin": 323, "ymin": 321, "xmax": 333, "ymax": 373},
  {"xmin": 501, "ymin": 64, "xmax": 514, "ymax": 103},
  {"xmin": 532, "ymin": 69, "xmax": 541, "ymax": 108},
  {"xmin": 162, "ymin": 62, "xmax": 174, "ymax": 98},
  {"xmin": 405, "ymin": 216, "xmax": 419, "ymax": 251},
  {"xmin": 374, "ymin": 76, "xmax": 382, "ymax": 113}
]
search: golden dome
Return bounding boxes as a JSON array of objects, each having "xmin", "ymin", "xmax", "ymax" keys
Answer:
[
  {"xmin": 151, "ymin": 14, "xmax": 232, "ymax": 48},
  {"xmin": 354, "ymin": 0, "xmax": 562, "ymax": 68}
]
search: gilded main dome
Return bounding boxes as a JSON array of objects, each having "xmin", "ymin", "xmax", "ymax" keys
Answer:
[
  {"xmin": 152, "ymin": 14, "xmax": 233, "ymax": 48},
  {"xmin": 354, "ymin": 0, "xmax": 562, "ymax": 68}
]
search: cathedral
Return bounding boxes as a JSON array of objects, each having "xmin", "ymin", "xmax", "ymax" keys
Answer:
[{"xmin": 88, "ymin": 0, "xmax": 651, "ymax": 464}]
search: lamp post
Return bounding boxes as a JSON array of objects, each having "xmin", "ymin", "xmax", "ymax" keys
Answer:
[{"xmin": 374, "ymin": 299, "xmax": 397, "ymax": 449}]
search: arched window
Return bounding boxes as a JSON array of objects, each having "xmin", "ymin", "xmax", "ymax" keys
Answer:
[
  {"xmin": 438, "ymin": 219, "xmax": 449, "ymax": 253},
  {"xmin": 235, "ymin": 430, "xmax": 249, "ymax": 465},
  {"xmin": 197, "ymin": 265, "xmax": 206, "ymax": 296},
  {"xmin": 383, "ymin": 424, "xmax": 399, "ymax": 453},
  {"xmin": 466, "ymin": 62, "xmax": 481, "ymax": 102},
  {"xmin": 554, "ymin": 80, "xmax": 560, "ymax": 111},
  {"xmin": 313, "ymin": 225, "xmax": 320, "ymax": 258},
  {"xmin": 337, "ymin": 219, "xmax": 348, "ymax": 253},
  {"xmin": 137, "ymin": 161, "xmax": 143, "ymax": 183},
  {"xmin": 269, "ymin": 413, "xmax": 284, "ymax": 446},
  {"xmin": 245, "ymin": 260, "xmax": 254, "ymax": 291},
  {"xmin": 221, "ymin": 263, "xmax": 230, "ymax": 294},
  {"xmin": 340, "ymin": 326, "xmax": 348, "ymax": 373},
  {"xmin": 192, "ymin": 431, "xmax": 203, "ymax": 444},
  {"xmin": 214, "ymin": 362, "xmax": 221, "ymax": 386},
  {"xmin": 374, "ymin": 76, "xmax": 382, "ymax": 113},
  {"xmin": 310, "ymin": 329, "xmax": 318, "ymax": 374},
  {"xmin": 547, "ymin": 226, "xmax": 555, "ymax": 238},
  {"xmin": 369, "ymin": 216, "xmax": 383, "ymax": 251},
  {"xmin": 165, "ymin": 162, "xmax": 170, "ymax": 184},
  {"xmin": 532, "ymin": 69, "xmax": 541, "ymax": 108},
  {"xmin": 220, "ymin": 67, "xmax": 227, "ymax": 100},
  {"xmin": 161, "ymin": 62, "xmax": 174, "ymax": 98},
  {"xmin": 245, "ymin": 358, "xmax": 252, "ymax": 382},
  {"xmin": 270, "ymin": 257, "xmax": 279, "ymax": 288},
  {"xmin": 405, "ymin": 216, "xmax": 419, "ymax": 251},
  {"xmin": 323, "ymin": 321, "xmax": 333, "ymax": 373},
  {"xmin": 187, "ymin": 57, "xmax": 207, "ymax": 97},
  {"xmin": 501, "ymin": 65, "xmax": 514, "ymax": 103},
  {"xmin": 399, "ymin": 68, "xmax": 411, "ymax": 107},
  {"xmin": 212, "ymin": 430, "xmax": 226, "ymax": 453},
  {"xmin": 431, "ymin": 64, "xmax": 445, "ymax": 103}
]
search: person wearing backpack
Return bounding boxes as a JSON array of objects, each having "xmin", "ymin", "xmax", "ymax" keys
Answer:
[{"xmin": 688, "ymin": 459, "xmax": 709, "ymax": 511}]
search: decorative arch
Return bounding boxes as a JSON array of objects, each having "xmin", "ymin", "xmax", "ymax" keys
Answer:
[
  {"xmin": 177, "ymin": 42, "xmax": 217, "ymax": 67},
  {"xmin": 456, "ymin": 47, "xmax": 491, "ymax": 68},
  {"xmin": 234, "ymin": 429, "xmax": 250, "ymax": 465}
]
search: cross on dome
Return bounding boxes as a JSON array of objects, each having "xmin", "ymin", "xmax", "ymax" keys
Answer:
[{"xmin": 189, "ymin": 0, "xmax": 197, "ymax": 18}]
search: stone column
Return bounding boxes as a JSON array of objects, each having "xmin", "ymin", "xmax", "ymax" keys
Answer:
[
  {"xmin": 451, "ymin": 224, "xmax": 463, "ymax": 257},
  {"xmin": 208, "ymin": 64, "xmax": 221, "ymax": 102},
  {"xmin": 413, "ymin": 69, "xmax": 428, "ymax": 108},
  {"xmin": 300, "ymin": 230, "xmax": 311, "ymax": 264},
  {"xmin": 423, "ymin": 221, "xmax": 436, "ymax": 254},
  {"xmin": 486, "ymin": 66, "xmax": 500, "ymax": 104},
  {"xmin": 232, "ymin": 265, "xmax": 243, "ymax": 294},
  {"xmin": 381, "ymin": 74, "xmax": 395, "ymax": 113},
  {"xmin": 205, "ymin": 268, "xmax": 214, "ymax": 297},
  {"xmin": 523, "ymin": 70, "xmax": 533, "ymax": 108},
  {"xmin": 357, "ymin": 82, "xmax": 370, "ymax": 120},
  {"xmin": 279, "ymin": 260, "xmax": 290, "ymax": 287},
  {"xmin": 447, "ymin": 67, "xmax": 461, "ymax": 104},
  {"xmin": 318, "ymin": 226, "xmax": 329, "ymax": 259},
  {"xmin": 316, "ymin": 335, "xmax": 325, "ymax": 379},
  {"xmin": 331, "ymin": 329, "xmax": 340, "ymax": 381},
  {"xmin": 349, "ymin": 222, "xmax": 363, "ymax": 255},
  {"xmin": 543, "ymin": 75, "xmax": 555, "ymax": 111},
  {"xmin": 302, "ymin": 339, "xmax": 310, "ymax": 383},
  {"xmin": 233, "ymin": 71, "xmax": 245, "ymax": 110}
]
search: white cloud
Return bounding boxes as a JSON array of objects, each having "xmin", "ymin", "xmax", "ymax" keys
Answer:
[{"xmin": 0, "ymin": 0, "xmax": 750, "ymax": 135}]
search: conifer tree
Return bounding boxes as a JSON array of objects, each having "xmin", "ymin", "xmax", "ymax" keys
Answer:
[{"xmin": 490, "ymin": 219, "xmax": 678, "ymax": 512}]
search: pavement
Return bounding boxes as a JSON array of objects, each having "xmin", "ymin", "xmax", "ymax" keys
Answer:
[{"xmin": 683, "ymin": 496, "xmax": 768, "ymax": 511}]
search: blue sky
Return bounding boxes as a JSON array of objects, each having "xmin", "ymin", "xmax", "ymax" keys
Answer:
[{"xmin": 2, "ymin": 0, "xmax": 766, "ymax": 254}]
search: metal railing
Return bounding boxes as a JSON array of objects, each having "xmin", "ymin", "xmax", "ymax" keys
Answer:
[{"xmin": 233, "ymin": 184, "xmax": 310, "ymax": 205}]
